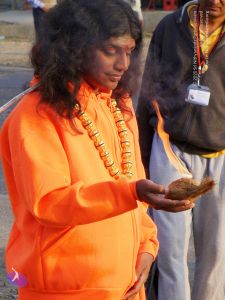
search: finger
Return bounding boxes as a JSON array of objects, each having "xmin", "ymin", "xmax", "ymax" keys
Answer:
[
  {"xmin": 147, "ymin": 194, "xmax": 191, "ymax": 208},
  {"xmin": 127, "ymin": 295, "xmax": 138, "ymax": 300},
  {"xmin": 190, "ymin": 197, "xmax": 198, "ymax": 203},
  {"xmin": 124, "ymin": 274, "xmax": 145, "ymax": 299},
  {"xmin": 123, "ymin": 285, "xmax": 138, "ymax": 299},
  {"xmin": 163, "ymin": 198, "xmax": 191, "ymax": 206},
  {"xmin": 146, "ymin": 180, "xmax": 165, "ymax": 194},
  {"xmin": 158, "ymin": 203, "xmax": 195, "ymax": 212}
]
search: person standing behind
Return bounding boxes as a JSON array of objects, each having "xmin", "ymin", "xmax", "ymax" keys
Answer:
[
  {"xmin": 27, "ymin": 0, "xmax": 56, "ymax": 40},
  {"xmin": 137, "ymin": 0, "xmax": 225, "ymax": 299}
]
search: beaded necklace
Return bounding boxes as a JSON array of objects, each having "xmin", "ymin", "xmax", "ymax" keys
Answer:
[{"xmin": 74, "ymin": 99, "xmax": 133, "ymax": 179}]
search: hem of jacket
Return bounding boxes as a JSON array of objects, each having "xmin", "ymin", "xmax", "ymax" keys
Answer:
[{"xmin": 18, "ymin": 287, "xmax": 123, "ymax": 300}]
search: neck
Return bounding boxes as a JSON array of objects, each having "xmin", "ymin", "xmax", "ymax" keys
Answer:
[{"xmin": 83, "ymin": 77, "xmax": 111, "ymax": 94}]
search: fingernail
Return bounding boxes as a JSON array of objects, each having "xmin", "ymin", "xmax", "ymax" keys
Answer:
[{"xmin": 185, "ymin": 200, "xmax": 191, "ymax": 205}]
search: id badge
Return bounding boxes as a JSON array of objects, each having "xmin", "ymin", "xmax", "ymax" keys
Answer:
[{"xmin": 185, "ymin": 84, "xmax": 210, "ymax": 106}]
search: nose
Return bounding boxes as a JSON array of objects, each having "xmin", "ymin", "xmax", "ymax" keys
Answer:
[{"xmin": 114, "ymin": 52, "xmax": 130, "ymax": 72}]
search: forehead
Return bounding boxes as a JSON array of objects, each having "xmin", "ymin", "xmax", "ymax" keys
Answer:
[{"xmin": 104, "ymin": 35, "xmax": 136, "ymax": 50}]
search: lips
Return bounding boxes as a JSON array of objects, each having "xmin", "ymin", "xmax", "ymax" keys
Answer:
[
  {"xmin": 106, "ymin": 73, "xmax": 122, "ymax": 82},
  {"xmin": 206, "ymin": 5, "xmax": 220, "ymax": 10}
]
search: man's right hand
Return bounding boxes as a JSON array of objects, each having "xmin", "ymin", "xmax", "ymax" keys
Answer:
[{"xmin": 136, "ymin": 179, "xmax": 194, "ymax": 212}]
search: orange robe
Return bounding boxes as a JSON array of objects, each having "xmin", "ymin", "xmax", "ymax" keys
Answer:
[{"xmin": 0, "ymin": 80, "xmax": 159, "ymax": 300}]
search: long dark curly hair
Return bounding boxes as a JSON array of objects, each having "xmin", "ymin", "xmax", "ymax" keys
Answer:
[{"xmin": 31, "ymin": 0, "xmax": 143, "ymax": 118}]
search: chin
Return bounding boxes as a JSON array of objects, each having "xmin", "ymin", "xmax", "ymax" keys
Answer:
[
  {"xmin": 209, "ymin": 11, "xmax": 221, "ymax": 18},
  {"xmin": 104, "ymin": 82, "xmax": 119, "ymax": 91}
]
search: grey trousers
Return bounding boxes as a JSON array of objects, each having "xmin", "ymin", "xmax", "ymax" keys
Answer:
[{"xmin": 149, "ymin": 134, "xmax": 225, "ymax": 300}]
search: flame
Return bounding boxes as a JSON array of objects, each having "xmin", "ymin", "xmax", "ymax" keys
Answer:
[{"xmin": 152, "ymin": 100, "xmax": 192, "ymax": 178}]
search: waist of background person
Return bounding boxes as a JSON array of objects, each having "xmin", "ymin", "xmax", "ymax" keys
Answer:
[{"xmin": 201, "ymin": 149, "xmax": 225, "ymax": 158}]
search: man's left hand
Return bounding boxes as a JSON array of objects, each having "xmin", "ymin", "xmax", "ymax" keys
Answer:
[{"xmin": 123, "ymin": 252, "xmax": 154, "ymax": 300}]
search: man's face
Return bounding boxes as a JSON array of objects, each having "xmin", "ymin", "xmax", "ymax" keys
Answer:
[
  {"xmin": 84, "ymin": 35, "xmax": 136, "ymax": 91},
  {"xmin": 200, "ymin": 0, "xmax": 225, "ymax": 18}
]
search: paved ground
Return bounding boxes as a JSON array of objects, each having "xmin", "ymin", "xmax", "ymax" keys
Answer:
[
  {"xmin": 0, "ymin": 10, "xmax": 33, "ymax": 24},
  {"xmin": 0, "ymin": 8, "xmax": 195, "ymax": 299},
  {"xmin": 0, "ymin": 10, "xmax": 34, "ymax": 68}
]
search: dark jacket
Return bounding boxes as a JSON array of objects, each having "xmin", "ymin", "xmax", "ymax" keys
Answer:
[{"xmin": 137, "ymin": 2, "xmax": 225, "ymax": 170}]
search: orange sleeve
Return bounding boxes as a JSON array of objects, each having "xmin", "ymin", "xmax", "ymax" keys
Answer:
[{"xmin": 11, "ymin": 130, "xmax": 137, "ymax": 228}]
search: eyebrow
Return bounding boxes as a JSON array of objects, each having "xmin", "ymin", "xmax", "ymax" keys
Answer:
[{"xmin": 106, "ymin": 43, "xmax": 135, "ymax": 51}]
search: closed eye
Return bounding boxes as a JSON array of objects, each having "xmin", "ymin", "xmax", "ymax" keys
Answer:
[{"xmin": 102, "ymin": 47, "xmax": 117, "ymax": 56}]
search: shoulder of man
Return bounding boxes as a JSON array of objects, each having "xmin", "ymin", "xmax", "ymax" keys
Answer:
[
  {"xmin": 158, "ymin": 8, "xmax": 182, "ymax": 27},
  {"xmin": 153, "ymin": 4, "xmax": 191, "ymax": 36}
]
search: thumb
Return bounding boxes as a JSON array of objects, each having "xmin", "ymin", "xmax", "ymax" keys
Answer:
[
  {"xmin": 146, "ymin": 180, "xmax": 165, "ymax": 194},
  {"xmin": 136, "ymin": 179, "xmax": 165, "ymax": 202}
]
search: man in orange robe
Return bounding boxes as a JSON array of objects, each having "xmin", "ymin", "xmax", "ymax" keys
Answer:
[{"xmin": 0, "ymin": 1, "xmax": 192, "ymax": 299}]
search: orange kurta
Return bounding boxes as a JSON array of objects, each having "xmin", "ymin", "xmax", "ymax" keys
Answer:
[{"xmin": 0, "ymin": 80, "xmax": 159, "ymax": 300}]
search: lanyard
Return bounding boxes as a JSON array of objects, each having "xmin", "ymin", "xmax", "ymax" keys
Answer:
[{"xmin": 195, "ymin": 5, "xmax": 225, "ymax": 85}]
